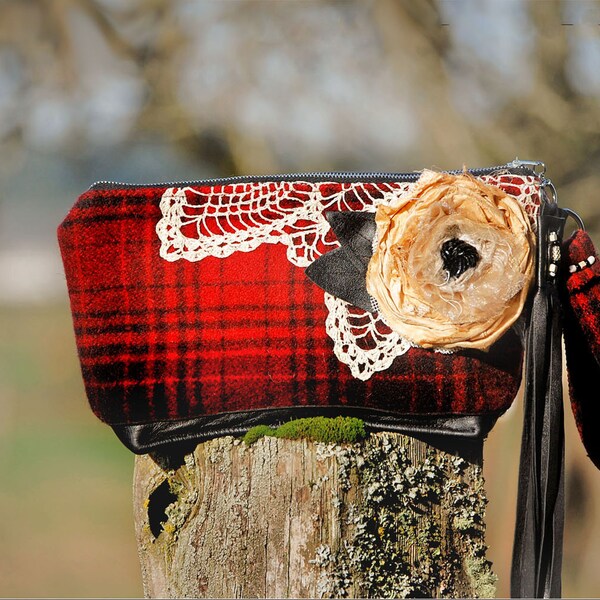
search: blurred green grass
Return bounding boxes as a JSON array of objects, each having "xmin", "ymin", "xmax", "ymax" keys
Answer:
[
  {"xmin": 0, "ymin": 302, "xmax": 143, "ymax": 598},
  {"xmin": 1, "ymin": 300, "xmax": 600, "ymax": 597}
]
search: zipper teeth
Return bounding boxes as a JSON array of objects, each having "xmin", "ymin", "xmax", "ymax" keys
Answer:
[{"xmin": 88, "ymin": 160, "xmax": 541, "ymax": 191}]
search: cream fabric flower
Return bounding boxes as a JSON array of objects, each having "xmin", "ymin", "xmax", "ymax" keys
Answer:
[{"xmin": 365, "ymin": 170, "xmax": 535, "ymax": 350}]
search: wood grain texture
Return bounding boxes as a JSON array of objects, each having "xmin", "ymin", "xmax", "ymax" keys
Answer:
[{"xmin": 133, "ymin": 432, "xmax": 496, "ymax": 598}]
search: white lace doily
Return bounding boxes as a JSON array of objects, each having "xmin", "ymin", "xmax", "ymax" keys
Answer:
[
  {"xmin": 324, "ymin": 293, "xmax": 413, "ymax": 380},
  {"xmin": 156, "ymin": 176, "xmax": 540, "ymax": 380},
  {"xmin": 156, "ymin": 181, "xmax": 403, "ymax": 267}
]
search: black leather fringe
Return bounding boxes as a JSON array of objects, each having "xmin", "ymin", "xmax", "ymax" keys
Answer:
[{"xmin": 511, "ymin": 202, "xmax": 567, "ymax": 598}]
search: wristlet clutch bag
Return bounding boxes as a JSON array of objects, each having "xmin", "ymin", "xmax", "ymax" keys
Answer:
[{"xmin": 58, "ymin": 159, "xmax": 598, "ymax": 598}]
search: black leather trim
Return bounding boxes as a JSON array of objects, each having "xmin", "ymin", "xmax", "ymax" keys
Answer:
[
  {"xmin": 304, "ymin": 211, "xmax": 376, "ymax": 312},
  {"xmin": 511, "ymin": 203, "xmax": 567, "ymax": 598},
  {"xmin": 111, "ymin": 406, "xmax": 501, "ymax": 464}
]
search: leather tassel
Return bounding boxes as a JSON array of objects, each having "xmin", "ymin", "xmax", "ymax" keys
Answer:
[{"xmin": 511, "ymin": 203, "xmax": 567, "ymax": 598}]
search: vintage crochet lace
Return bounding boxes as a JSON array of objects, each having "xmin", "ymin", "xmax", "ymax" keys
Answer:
[{"xmin": 156, "ymin": 176, "xmax": 540, "ymax": 380}]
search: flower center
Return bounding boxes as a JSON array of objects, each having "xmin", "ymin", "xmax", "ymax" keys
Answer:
[{"xmin": 440, "ymin": 237, "xmax": 480, "ymax": 279}]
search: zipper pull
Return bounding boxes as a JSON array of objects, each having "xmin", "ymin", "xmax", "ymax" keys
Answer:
[{"xmin": 507, "ymin": 158, "xmax": 546, "ymax": 176}]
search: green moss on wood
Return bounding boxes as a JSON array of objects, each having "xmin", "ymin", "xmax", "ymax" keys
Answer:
[
  {"xmin": 242, "ymin": 416, "xmax": 367, "ymax": 446},
  {"xmin": 242, "ymin": 425, "xmax": 273, "ymax": 446}
]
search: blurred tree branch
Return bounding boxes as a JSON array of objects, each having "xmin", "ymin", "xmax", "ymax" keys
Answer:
[
  {"xmin": 370, "ymin": 0, "xmax": 483, "ymax": 164},
  {"xmin": 1, "ymin": 0, "xmax": 599, "ymax": 223},
  {"xmin": 371, "ymin": 0, "xmax": 600, "ymax": 225},
  {"xmin": 78, "ymin": 0, "xmax": 138, "ymax": 61}
]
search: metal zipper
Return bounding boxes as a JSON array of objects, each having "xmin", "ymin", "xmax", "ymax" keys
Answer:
[{"xmin": 88, "ymin": 158, "xmax": 546, "ymax": 191}]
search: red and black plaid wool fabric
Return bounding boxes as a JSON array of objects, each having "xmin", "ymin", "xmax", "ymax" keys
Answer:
[
  {"xmin": 562, "ymin": 229, "xmax": 600, "ymax": 469},
  {"xmin": 58, "ymin": 181, "xmax": 525, "ymax": 428}
]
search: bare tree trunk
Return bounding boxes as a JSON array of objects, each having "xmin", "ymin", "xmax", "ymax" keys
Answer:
[{"xmin": 133, "ymin": 431, "xmax": 496, "ymax": 598}]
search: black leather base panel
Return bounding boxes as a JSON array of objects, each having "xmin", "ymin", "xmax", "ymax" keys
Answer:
[{"xmin": 112, "ymin": 406, "xmax": 502, "ymax": 465}]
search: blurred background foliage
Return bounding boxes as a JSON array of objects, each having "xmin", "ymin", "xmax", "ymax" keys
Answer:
[{"xmin": 1, "ymin": 0, "xmax": 600, "ymax": 597}]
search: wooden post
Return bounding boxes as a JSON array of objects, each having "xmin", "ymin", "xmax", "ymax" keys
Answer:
[{"xmin": 133, "ymin": 431, "xmax": 496, "ymax": 598}]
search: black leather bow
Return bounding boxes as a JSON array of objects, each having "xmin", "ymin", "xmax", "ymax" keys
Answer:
[{"xmin": 305, "ymin": 211, "xmax": 376, "ymax": 312}]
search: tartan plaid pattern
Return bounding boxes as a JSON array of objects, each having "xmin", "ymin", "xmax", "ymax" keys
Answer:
[
  {"xmin": 562, "ymin": 229, "xmax": 600, "ymax": 468},
  {"xmin": 58, "ymin": 180, "xmax": 526, "ymax": 427}
]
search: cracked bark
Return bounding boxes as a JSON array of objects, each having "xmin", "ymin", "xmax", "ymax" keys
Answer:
[{"xmin": 133, "ymin": 432, "xmax": 496, "ymax": 598}]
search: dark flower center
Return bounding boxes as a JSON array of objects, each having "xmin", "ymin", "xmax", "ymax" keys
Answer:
[{"xmin": 440, "ymin": 238, "xmax": 480, "ymax": 279}]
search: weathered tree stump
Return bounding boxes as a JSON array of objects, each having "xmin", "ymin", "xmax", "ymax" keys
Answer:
[{"xmin": 133, "ymin": 431, "xmax": 496, "ymax": 598}]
